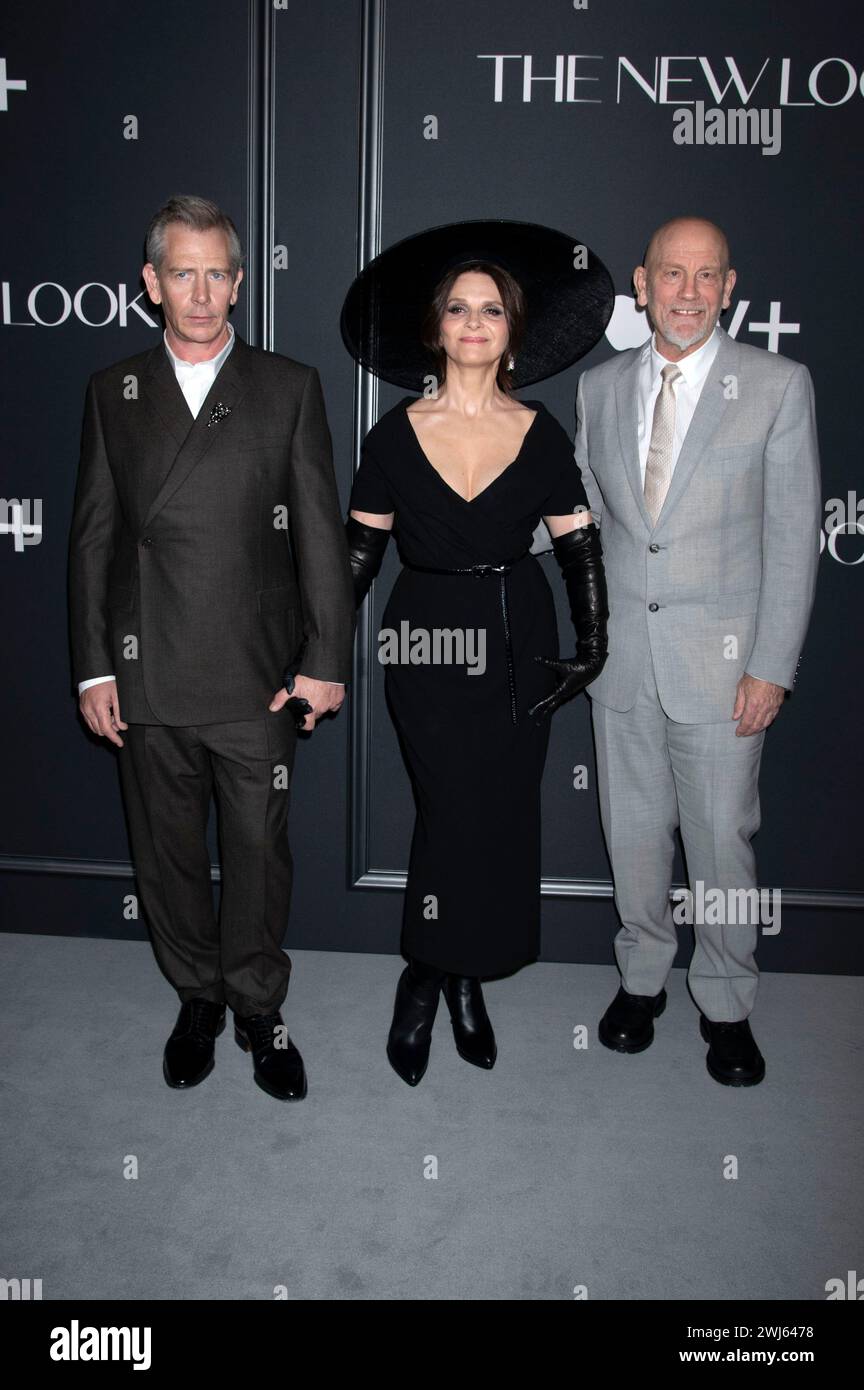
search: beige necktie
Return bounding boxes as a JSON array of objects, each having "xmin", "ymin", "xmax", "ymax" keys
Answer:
[{"xmin": 643, "ymin": 363, "xmax": 682, "ymax": 524}]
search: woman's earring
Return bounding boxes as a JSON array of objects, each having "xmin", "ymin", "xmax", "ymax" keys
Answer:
[{"xmin": 506, "ymin": 353, "xmax": 515, "ymax": 372}]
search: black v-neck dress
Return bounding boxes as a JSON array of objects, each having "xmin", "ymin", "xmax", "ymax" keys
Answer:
[{"xmin": 349, "ymin": 397, "xmax": 590, "ymax": 976}]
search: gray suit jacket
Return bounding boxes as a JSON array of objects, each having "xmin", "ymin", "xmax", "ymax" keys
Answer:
[
  {"xmin": 575, "ymin": 325, "xmax": 821, "ymax": 722},
  {"xmin": 68, "ymin": 334, "xmax": 354, "ymax": 725}
]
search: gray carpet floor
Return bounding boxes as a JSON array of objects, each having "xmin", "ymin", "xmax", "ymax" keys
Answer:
[{"xmin": 0, "ymin": 932, "xmax": 861, "ymax": 1301}]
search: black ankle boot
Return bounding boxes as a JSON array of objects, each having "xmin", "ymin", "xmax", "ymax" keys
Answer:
[
  {"xmin": 386, "ymin": 957, "xmax": 445, "ymax": 1086},
  {"xmin": 442, "ymin": 975, "xmax": 497, "ymax": 1069}
]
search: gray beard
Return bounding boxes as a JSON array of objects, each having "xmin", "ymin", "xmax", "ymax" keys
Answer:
[{"xmin": 657, "ymin": 307, "xmax": 720, "ymax": 352}]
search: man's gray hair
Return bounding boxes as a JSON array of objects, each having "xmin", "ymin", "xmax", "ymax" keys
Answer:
[{"xmin": 145, "ymin": 195, "xmax": 244, "ymax": 278}]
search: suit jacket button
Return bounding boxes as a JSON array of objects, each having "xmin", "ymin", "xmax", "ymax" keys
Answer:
[
  {"xmin": 649, "ymin": 543, "xmax": 660, "ymax": 553},
  {"xmin": 648, "ymin": 602, "xmax": 659, "ymax": 612},
  {"xmin": 140, "ymin": 536, "xmax": 153, "ymax": 547}
]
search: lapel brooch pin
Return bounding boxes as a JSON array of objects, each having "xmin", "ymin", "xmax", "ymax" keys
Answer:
[{"xmin": 207, "ymin": 402, "xmax": 232, "ymax": 428}]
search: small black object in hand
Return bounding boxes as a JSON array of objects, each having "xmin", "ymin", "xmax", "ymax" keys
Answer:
[{"xmin": 285, "ymin": 696, "xmax": 313, "ymax": 730}]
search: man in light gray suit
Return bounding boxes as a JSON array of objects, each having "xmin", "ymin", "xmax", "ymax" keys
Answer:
[{"xmin": 575, "ymin": 217, "xmax": 820, "ymax": 1085}]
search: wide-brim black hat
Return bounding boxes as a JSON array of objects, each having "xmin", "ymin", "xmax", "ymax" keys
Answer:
[{"xmin": 340, "ymin": 218, "xmax": 614, "ymax": 391}]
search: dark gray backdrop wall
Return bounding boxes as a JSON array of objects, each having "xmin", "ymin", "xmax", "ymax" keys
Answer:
[
  {"xmin": 0, "ymin": 0, "xmax": 258, "ymax": 940},
  {"xmin": 1, "ymin": 0, "xmax": 861, "ymax": 973}
]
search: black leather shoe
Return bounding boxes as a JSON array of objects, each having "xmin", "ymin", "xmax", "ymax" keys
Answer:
[
  {"xmin": 386, "ymin": 959, "xmax": 445, "ymax": 1086},
  {"xmin": 700, "ymin": 1015, "xmax": 765, "ymax": 1086},
  {"xmin": 163, "ymin": 999, "xmax": 226, "ymax": 1088},
  {"xmin": 598, "ymin": 985, "xmax": 667, "ymax": 1053},
  {"xmin": 234, "ymin": 1011, "xmax": 307, "ymax": 1101},
  {"xmin": 442, "ymin": 975, "xmax": 497, "ymax": 1069}
]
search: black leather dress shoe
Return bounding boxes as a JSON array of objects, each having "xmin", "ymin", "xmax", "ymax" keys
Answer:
[
  {"xmin": 700, "ymin": 1015, "xmax": 765, "ymax": 1086},
  {"xmin": 442, "ymin": 975, "xmax": 497, "ymax": 1069},
  {"xmin": 163, "ymin": 999, "xmax": 226, "ymax": 1088},
  {"xmin": 234, "ymin": 1011, "xmax": 307, "ymax": 1101},
  {"xmin": 598, "ymin": 985, "xmax": 667, "ymax": 1053},
  {"xmin": 386, "ymin": 959, "xmax": 445, "ymax": 1086}
]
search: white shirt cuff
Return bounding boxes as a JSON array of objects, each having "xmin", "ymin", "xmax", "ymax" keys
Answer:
[{"xmin": 78, "ymin": 675, "xmax": 115, "ymax": 693}]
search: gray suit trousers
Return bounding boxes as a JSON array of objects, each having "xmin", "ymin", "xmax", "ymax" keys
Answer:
[{"xmin": 591, "ymin": 653, "xmax": 766, "ymax": 1021}]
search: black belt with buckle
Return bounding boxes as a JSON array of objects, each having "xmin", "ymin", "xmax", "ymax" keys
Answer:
[{"xmin": 402, "ymin": 550, "xmax": 529, "ymax": 724}]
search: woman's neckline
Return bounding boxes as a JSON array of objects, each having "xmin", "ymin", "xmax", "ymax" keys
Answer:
[{"xmin": 401, "ymin": 398, "xmax": 543, "ymax": 505}]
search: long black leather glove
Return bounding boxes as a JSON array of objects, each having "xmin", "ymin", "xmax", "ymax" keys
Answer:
[
  {"xmin": 529, "ymin": 522, "xmax": 609, "ymax": 721},
  {"xmin": 346, "ymin": 514, "xmax": 391, "ymax": 609}
]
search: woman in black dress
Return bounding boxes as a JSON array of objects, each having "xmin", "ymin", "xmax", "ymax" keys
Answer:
[{"xmin": 340, "ymin": 222, "xmax": 613, "ymax": 1085}]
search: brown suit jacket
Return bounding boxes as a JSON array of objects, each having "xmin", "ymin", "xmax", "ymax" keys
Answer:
[{"xmin": 68, "ymin": 333, "xmax": 354, "ymax": 724}]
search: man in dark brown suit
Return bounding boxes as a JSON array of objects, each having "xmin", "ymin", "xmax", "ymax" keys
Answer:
[{"xmin": 68, "ymin": 196, "xmax": 354, "ymax": 1102}]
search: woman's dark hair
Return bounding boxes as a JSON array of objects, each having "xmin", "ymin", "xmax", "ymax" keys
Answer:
[{"xmin": 420, "ymin": 260, "xmax": 526, "ymax": 395}]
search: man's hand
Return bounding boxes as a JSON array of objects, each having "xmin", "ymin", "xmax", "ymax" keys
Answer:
[
  {"xmin": 732, "ymin": 673, "xmax": 785, "ymax": 736},
  {"xmin": 80, "ymin": 680, "xmax": 128, "ymax": 747},
  {"xmin": 269, "ymin": 675, "xmax": 345, "ymax": 731}
]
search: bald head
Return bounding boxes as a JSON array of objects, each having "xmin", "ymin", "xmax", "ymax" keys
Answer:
[
  {"xmin": 632, "ymin": 216, "xmax": 736, "ymax": 360},
  {"xmin": 643, "ymin": 217, "xmax": 731, "ymax": 277}
]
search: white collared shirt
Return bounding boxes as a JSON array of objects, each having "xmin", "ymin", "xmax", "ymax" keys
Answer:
[
  {"xmin": 636, "ymin": 325, "xmax": 721, "ymax": 484},
  {"xmin": 164, "ymin": 321, "xmax": 236, "ymax": 418}
]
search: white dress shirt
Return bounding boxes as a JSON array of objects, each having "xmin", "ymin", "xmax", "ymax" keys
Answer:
[
  {"xmin": 165, "ymin": 321, "xmax": 236, "ymax": 418},
  {"xmin": 79, "ymin": 324, "xmax": 343, "ymax": 693},
  {"xmin": 636, "ymin": 325, "xmax": 721, "ymax": 484}
]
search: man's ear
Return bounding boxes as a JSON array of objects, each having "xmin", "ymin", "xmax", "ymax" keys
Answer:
[
  {"xmin": 633, "ymin": 265, "xmax": 648, "ymax": 307},
  {"xmin": 142, "ymin": 262, "xmax": 161, "ymax": 305},
  {"xmin": 722, "ymin": 267, "xmax": 737, "ymax": 309},
  {"xmin": 230, "ymin": 267, "xmax": 244, "ymax": 305}
]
